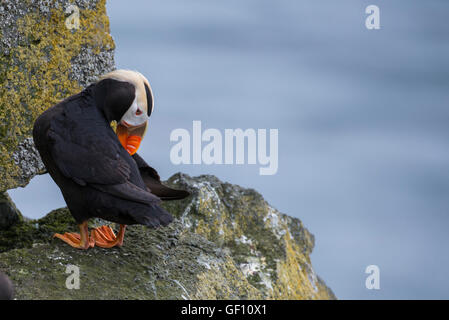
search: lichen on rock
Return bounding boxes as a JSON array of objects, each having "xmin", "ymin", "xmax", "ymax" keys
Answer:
[
  {"xmin": 163, "ymin": 174, "xmax": 336, "ymax": 300},
  {"xmin": 0, "ymin": 174, "xmax": 335, "ymax": 300},
  {"xmin": 0, "ymin": 0, "xmax": 115, "ymax": 192},
  {"xmin": 0, "ymin": 207, "xmax": 262, "ymax": 300}
]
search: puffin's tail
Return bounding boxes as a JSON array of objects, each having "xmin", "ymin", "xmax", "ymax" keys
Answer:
[{"xmin": 134, "ymin": 203, "xmax": 174, "ymax": 228}]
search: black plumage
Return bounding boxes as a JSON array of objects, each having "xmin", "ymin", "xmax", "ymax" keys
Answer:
[
  {"xmin": 33, "ymin": 75, "xmax": 188, "ymax": 234},
  {"xmin": 133, "ymin": 153, "xmax": 190, "ymax": 201}
]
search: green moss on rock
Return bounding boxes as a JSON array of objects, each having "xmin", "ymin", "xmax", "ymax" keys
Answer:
[
  {"xmin": 0, "ymin": 208, "xmax": 261, "ymax": 299},
  {"xmin": 0, "ymin": 174, "xmax": 335, "ymax": 300},
  {"xmin": 0, "ymin": 207, "xmax": 75, "ymax": 252}
]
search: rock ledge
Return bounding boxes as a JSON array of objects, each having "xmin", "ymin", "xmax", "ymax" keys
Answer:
[{"xmin": 0, "ymin": 173, "xmax": 335, "ymax": 300}]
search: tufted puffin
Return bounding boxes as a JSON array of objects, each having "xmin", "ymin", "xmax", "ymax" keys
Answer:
[{"xmin": 33, "ymin": 70, "xmax": 189, "ymax": 249}]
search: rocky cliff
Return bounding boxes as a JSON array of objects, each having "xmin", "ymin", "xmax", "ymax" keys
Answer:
[
  {"xmin": 0, "ymin": 0, "xmax": 114, "ymax": 192},
  {"xmin": 0, "ymin": 0, "xmax": 335, "ymax": 300},
  {"xmin": 0, "ymin": 174, "xmax": 335, "ymax": 300}
]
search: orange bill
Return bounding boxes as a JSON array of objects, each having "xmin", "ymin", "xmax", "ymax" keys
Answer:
[{"xmin": 116, "ymin": 124, "xmax": 143, "ymax": 155}]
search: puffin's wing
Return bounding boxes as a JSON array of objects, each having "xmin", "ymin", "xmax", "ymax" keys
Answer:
[
  {"xmin": 90, "ymin": 181, "xmax": 161, "ymax": 205},
  {"xmin": 48, "ymin": 128, "xmax": 129, "ymax": 186},
  {"xmin": 133, "ymin": 153, "xmax": 190, "ymax": 201},
  {"xmin": 132, "ymin": 153, "xmax": 161, "ymax": 181},
  {"xmin": 48, "ymin": 117, "xmax": 160, "ymax": 205}
]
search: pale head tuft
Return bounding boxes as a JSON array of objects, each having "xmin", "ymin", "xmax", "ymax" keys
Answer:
[{"xmin": 99, "ymin": 69, "xmax": 153, "ymax": 114}]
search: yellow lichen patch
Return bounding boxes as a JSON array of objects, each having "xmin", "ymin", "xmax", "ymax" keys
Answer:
[
  {"xmin": 0, "ymin": 0, "xmax": 114, "ymax": 191},
  {"xmin": 193, "ymin": 257, "xmax": 262, "ymax": 300},
  {"xmin": 270, "ymin": 230, "xmax": 333, "ymax": 300},
  {"xmin": 193, "ymin": 185, "xmax": 231, "ymax": 243},
  {"xmin": 194, "ymin": 219, "xmax": 212, "ymax": 239}
]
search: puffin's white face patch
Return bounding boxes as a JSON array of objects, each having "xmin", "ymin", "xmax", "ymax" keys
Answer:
[
  {"xmin": 100, "ymin": 69, "xmax": 153, "ymax": 114},
  {"xmin": 120, "ymin": 95, "xmax": 148, "ymax": 128},
  {"xmin": 100, "ymin": 69, "xmax": 153, "ymax": 131}
]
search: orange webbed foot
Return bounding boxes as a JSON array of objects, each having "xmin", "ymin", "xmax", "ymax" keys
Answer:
[
  {"xmin": 92, "ymin": 225, "xmax": 126, "ymax": 248},
  {"xmin": 53, "ymin": 222, "xmax": 94, "ymax": 250}
]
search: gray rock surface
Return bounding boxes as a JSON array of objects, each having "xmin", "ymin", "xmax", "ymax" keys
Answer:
[
  {"xmin": 0, "ymin": 0, "xmax": 115, "ymax": 192},
  {"xmin": 0, "ymin": 192, "xmax": 21, "ymax": 229},
  {"xmin": 0, "ymin": 174, "xmax": 335, "ymax": 300}
]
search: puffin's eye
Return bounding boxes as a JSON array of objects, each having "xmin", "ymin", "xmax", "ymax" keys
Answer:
[{"xmin": 135, "ymin": 108, "xmax": 143, "ymax": 116}]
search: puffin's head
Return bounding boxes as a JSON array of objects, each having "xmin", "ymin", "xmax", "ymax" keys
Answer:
[{"xmin": 95, "ymin": 69, "xmax": 154, "ymax": 155}]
